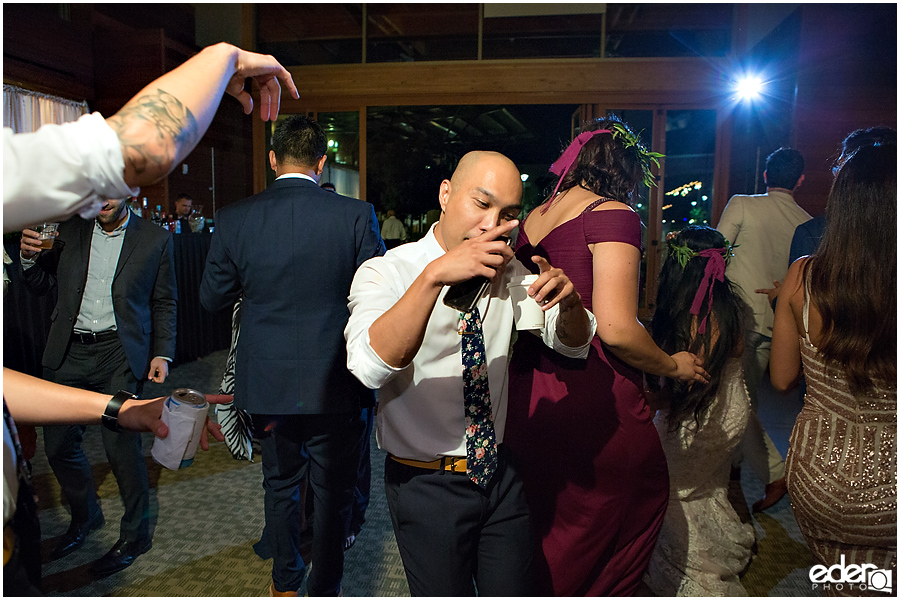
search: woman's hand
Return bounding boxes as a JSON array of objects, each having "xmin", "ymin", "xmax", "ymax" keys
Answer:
[{"xmin": 669, "ymin": 351, "xmax": 709, "ymax": 384}]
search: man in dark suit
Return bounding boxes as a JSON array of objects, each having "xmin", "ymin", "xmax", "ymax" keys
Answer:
[
  {"xmin": 19, "ymin": 198, "xmax": 176, "ymax": 576},
  {"xmin": 200, "ymin": 115, "xmax": 384, "ymax": 597}
]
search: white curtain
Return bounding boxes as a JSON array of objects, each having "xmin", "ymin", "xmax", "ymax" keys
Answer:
[{"xmin": 3, "ymin": 84, "xmax": 88, "ymax": 134}]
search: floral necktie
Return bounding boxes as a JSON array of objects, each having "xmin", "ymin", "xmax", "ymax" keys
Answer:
[{"xmin": 459, "ymin": 308, "xmax": 498, "ymax": 488}]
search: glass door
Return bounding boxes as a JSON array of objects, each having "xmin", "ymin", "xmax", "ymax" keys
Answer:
[{"xmin": 595, "ymin": 107, "xmax": 717, "ymax": 313}]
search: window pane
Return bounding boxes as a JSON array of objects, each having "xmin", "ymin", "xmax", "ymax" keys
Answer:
[
  {"xmin": 605, "ymin": 4, "xmax": 732, "ymax": 57},
  {"xmin": 264, "ymin": 112, "xmax": 361, "ymax": 198},
  {"xmin": 366, "ymin": 4, "xmax": 478, "ymax": 63},
  {"xmin": 483, "ymin": 13, "xmax": 604, "ymax": 59},
  {"xmin": 660, "ymin": 110, "xmax": 717, "ymax": 240},
  {"xmin": 257, "ymin": 4, "xmax": 363, "ymax": 66},
  {"xmin": 366, "ymin": 104, "xmax": 576, "ymax": 239},
  {"xmin": 605, "ymin": 110, "xmax": 654, "ymax": 307},
  {"xmin": 319, "ymin": 111, "xmax": 361, "ymax": 198}
]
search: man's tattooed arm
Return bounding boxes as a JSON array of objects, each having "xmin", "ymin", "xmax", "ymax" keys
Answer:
[{"xmin": 106, "ymin": 89, "xmax": 199, "ymax": 186}]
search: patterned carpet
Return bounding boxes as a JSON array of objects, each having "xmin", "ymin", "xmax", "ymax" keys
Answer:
[{"xmin": 31, "ymin": 350, "xmax": 819, "ymax": 596}]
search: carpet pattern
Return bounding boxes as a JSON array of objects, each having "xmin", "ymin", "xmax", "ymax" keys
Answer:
[{"xmin": 31, "ymin": 349, "xmax": 820, "ymax": 596}]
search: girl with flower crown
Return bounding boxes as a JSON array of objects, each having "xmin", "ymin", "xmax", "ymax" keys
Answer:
[
  {"xmin": 504, "ymin": 116, "xmax": 709, "ymax": 596},
  {"xmin": 641, "ymin": 225, "xmax": 756, "ymax": 596}
]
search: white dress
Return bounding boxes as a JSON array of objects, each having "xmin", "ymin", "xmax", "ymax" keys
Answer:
[{"xmin": 644, "ymin": 358, "xmax": 756, "ymax": 596}]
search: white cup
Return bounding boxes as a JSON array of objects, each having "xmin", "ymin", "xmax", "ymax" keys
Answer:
[{"xmin": 507, "ymin": 274, "xmax": 544, "ymax": 330}]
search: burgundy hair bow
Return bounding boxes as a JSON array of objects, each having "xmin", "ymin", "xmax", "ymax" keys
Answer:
[
  {"xmin": 543, "ymin": 129, "xmax": 612, "ymax": 213},
  {"xmin": 690, "ymin": 248, "xmax": 727, "ymax": 335}
]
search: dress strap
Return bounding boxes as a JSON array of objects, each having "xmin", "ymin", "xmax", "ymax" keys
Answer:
[
  {"xmin": 581, "ymin": 198, "xmax": 610, "ymax": 214},
  {"xmin": 802, "ymin": 267, "xmax": 813, "ymax": 344}
]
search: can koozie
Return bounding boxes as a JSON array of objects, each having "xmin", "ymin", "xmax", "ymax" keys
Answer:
[{"xmin": 150, "ymin": 388, "xmax": 208, "ymax": 470}]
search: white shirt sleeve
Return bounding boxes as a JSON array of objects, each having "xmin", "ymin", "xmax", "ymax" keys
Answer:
[
  {"xmin": 3, "ymin": 112, "xmax": 139, "ymax": 232},
  {"xmin": 541, "ymin": 302, "xmax": 597, "ymax": 359},
  {"xmin": 345, "ymin": 258, "xmax": 407, "ymax": 390},
  {"xmin": 506, "ymin": 258, "xmax": 596, "ymax": 359}
]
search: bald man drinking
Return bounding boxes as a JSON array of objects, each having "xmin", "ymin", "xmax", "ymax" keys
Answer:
[{"xmin": 345, "ymin": 151, "xmax": 596, "ymax": 595}]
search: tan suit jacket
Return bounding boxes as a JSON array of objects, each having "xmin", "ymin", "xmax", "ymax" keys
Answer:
[{"xmin": 716, "ymin": 190, "xmax": 811, "ymax": 335}]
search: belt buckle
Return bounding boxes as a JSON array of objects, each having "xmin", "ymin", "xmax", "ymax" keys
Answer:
[{"xmin": 446, "ymin": 456, "xmax": 464, "ymax": 473}]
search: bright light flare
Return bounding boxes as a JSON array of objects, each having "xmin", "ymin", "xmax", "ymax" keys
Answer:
[{"xmin": 735, "ymin": 76, "xmax": 765, "ymax": 100}]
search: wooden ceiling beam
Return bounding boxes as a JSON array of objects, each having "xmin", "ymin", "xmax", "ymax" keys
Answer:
[{"xmin": 280, "ymin": 57, "xmax": 729, "ymax": 111}]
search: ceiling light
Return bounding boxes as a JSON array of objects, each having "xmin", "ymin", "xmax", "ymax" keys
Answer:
[{"xmin": 735, "ymin": 75, "xmax": 764, "ymax": 100}]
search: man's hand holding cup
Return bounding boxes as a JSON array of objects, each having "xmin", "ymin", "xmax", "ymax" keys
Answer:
[{"xmin": 20, "ymin": 223, "xmax": 59, "ymax": 259}]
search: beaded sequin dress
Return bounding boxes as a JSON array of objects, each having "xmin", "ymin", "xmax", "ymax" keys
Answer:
[{"xmin": 784, "ymin": 284, "xmax": 897, "ymax": 584}]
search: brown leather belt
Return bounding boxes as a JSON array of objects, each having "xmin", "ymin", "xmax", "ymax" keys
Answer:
[{"xmin": 390, "ymin": 455, "xmax": 467, "ymax": 473}]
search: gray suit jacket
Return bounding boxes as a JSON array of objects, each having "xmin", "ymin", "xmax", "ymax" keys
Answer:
[{"xmin": 21, "ymin": 211, "xmax": 177, "ymax": 379}]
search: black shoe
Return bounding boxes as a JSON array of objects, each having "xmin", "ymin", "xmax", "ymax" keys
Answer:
[
  {"xmin": 49, "ymin": 512, "xmax": 105, "ymax": 560},
  {"xmin": 90, "ymin": 538, "xmax": 152, "ymax": 577}
]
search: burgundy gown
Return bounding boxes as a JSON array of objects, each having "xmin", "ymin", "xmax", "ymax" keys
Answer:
[{"xmin": 506, "ymin": 206, "xmax": 669, "ymax": 596}]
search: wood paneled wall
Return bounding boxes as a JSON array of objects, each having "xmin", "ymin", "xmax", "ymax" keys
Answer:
[
  {"xmin": 793, "ymin": 4, "xmax": 897, "ymax": 216},
  {"xmin": 3, "ymin": 4, "xmax": 95, "ymax": 100},
  {"xmin": 3, "ymin": 4, "xmax": 256, "ymax": 220}
]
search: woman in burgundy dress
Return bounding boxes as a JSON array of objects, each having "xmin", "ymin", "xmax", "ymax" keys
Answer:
[{"xmin": 506, "ymin": 116, "xmax": 708, "ymax": 596}]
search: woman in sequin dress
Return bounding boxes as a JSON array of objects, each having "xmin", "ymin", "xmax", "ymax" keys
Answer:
[{"xmin": 770, "ymin": 143, "xmax": 896, "ymax": 588}]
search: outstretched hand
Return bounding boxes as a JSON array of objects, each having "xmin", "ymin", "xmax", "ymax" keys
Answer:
[
  {"xmin": 755, "ymin": 280, "xmax": 781, "ymax": 307},
  {"xmin": 117, "ymin": 393, "xmax": 229, "ymax": 450},
  {"xmin": 226, "ymin": 49, "xmax": 300, "ymax": 121}
]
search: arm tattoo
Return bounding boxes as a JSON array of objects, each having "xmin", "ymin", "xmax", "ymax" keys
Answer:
[{"xmin": 107, "ymin": 89, "xmax": 199, "ymax": 178}]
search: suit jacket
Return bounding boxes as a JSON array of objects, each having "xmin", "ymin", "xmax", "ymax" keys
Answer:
[
  {"xmin": 199, "ymin": 177, "xmax": 385, "ymax": 415},
  {"xmin": 789, "ymin": 214, "xmax": 826, "ymax": 265},
  {"xmin": 716, "ymin": 190, "xmax": 811, "ymax": 335},
  {"xmin": 21, "ymin": 211, "xmax": 177, "ymax": 379}
]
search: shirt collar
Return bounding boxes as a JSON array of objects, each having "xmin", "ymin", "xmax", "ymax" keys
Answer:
[
  {"xmin": 95, "ymin": 208, "xmax": 130, "ymax": 237},
  {"xmin": 418, "ymin": 223, "xmax": 447, "ymax": 262},
  {"xmin": 276, "ymin": 173, "xmax": 317, "ymax": 184}
]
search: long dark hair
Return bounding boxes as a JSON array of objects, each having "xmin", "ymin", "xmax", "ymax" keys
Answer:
[
  {"xmin": 806, "ymin": 142, "xmax": 896, "ymax": 394},
  {"xmin": 548, "ymin": 115, "xmax": 645, "ymax": 205},
  {"xmin": 651, "ymin": 226, "xmax": 749, "ymax": 431}
]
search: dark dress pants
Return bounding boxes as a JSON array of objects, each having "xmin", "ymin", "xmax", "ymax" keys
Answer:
[
  {"xmin": 42, "ymin": 337, "xmax": 149, "ymax": 543},
  {"xmin": 348, "ymin": 406, "xmax": 374, "ymax": 537},
  {"xmin": 384, "ymin": 445, "xmax": 535, "ymax": 596},
  {"xmin": 253, "ymin": 411, "xmax": 365, "ymax": 596}
]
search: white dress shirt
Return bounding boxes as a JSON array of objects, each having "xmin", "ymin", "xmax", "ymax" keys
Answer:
[
  {"xmin": 3, "ymin": 112, "xmax": 138, "ymax": 232},
  {"xmin": 380, "ymin": 215, "xmax": 408, "ymax": 241},
  {"xmin": 345, "ymin": 225, "xmax": 595, "ymax": 462}
]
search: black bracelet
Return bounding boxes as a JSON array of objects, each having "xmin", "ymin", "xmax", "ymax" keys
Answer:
[{"xmin": 102, "ymin": 390, "xmax": 136, "ymax": 432}]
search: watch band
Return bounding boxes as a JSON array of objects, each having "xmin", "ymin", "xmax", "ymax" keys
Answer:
[{"xmin": 102, "ymin": 390, "xmax": 136, "ymax": 432}]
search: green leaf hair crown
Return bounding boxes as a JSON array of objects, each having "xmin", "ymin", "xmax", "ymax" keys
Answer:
[
  {"xmin": 666, "ymin": 231, "xmax": 738, "ymax": 269},
  {"xmin": 607, "ymin": 121, "xmax": 665, "ymax": 189}
]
